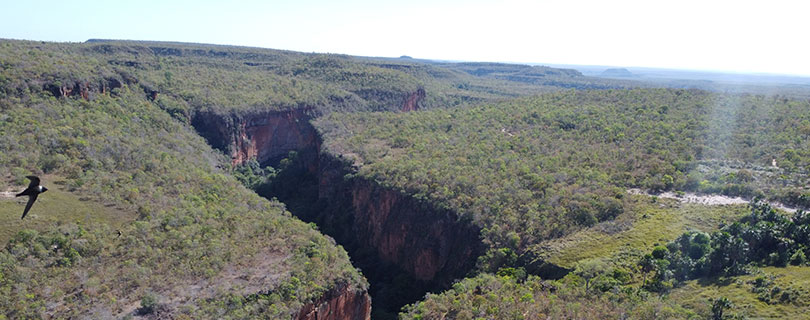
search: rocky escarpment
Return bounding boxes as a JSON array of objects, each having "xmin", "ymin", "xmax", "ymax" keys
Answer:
[
  {"xmin": 312, "ymin": 154, "xmax": 483, "ymax": 315},
  {"xmin": 296, "ymin": 283, "xmax": 371, "ymax": 320},
  {"xmin": 317, "ymin": 155, "xmax": 481, "ymax": 284},
  {"xmin": 39, "ymin": 73, "xmax": 159, "ymax": 101},
  {"xmin": 401, "ymin": 88, "xmax": 425, "ymax": 112},
  {"xmin": 192, "ymin": 102, "xmax": 482, "ymax": 316},
  {"xmin": 192, "ymin": 108, "xmax": 319, "ymax": 166}
]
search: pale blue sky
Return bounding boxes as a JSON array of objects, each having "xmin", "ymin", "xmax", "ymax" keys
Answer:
[{"xmin": 2, "ymin": 0, "xmax": 809, "ymax": 76}]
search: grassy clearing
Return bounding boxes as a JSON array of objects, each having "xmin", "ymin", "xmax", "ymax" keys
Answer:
[
  {"xmin": 669, "ymin": 266, "xmax": 810, "ymax": 319},
  {"xmin": 0, "ymin": 176, "xmax": 135, "ymax": 245},
  {"xmin": 534, "ymin": 195, "xmax": 749, "ymax": 269}
]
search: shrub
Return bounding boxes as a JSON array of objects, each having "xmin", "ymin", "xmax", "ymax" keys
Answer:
[{"xmin": 139, "ymin": 292, "xmax": 159, "ymax": 315}]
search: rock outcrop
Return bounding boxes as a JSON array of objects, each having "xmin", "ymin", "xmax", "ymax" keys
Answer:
[
  {"xmin": 43, "ymin": 77, "xmax": 125, "ymax": 100},
  {"xmin": 197, "ymin": 106, "xmax": 481, "ymax": 285},
  {"xmin": 296, "ymin": 283, "xmax": 371, "ymax": 320},
  {"xmin": 401, "ymin": 88, "xmax": 425, "ymax": 112},
  {"xmin": 191, "ymin": 99, "xmax": 481, "ymax": 315},
  {"xmin": 41, "ymin": 75, "xmax": 152, "ymax": 101},
  {"xmin": 316, "ymin": 163, "xmax": 481, "ymax": 283},
  {"xmin": 192, "ymin": 108, "xmax": 319, "ymax": 166}
]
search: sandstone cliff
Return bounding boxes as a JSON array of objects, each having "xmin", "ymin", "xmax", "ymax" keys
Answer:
[
  {"xmin": 317, "ymin": 158, "xmax": 481, "ymax": 284},
  {"xmin": 296, "ymin": 283, "xmax": 371, "ymax": 320},
  {"xmin": 192, "ymin": 108, "xmax": 320, "ymax": 166},
  {"xmin": 192, "ymin": 102, "xmax": 482, "ymax": 315},
  {"xmin": 401, "ymin": 88, "xmax": 425, "ymax": 112}
]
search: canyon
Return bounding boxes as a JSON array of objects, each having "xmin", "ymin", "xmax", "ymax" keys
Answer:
[{"xmin": 191, "ymin": 94, "xmax": 483, "ymax": 318}]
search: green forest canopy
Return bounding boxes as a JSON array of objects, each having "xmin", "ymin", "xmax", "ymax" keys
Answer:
[{"xmin": 316, "ymin": 88, "xmax": 810, "ymax": 271}]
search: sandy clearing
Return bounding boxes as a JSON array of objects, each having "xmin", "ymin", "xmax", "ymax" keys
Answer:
[{"xmin": 628, "ymin": 188, "xmax": 798, "ymax": 213}]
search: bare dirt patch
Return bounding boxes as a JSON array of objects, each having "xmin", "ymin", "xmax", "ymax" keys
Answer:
[{"xmin": 628, "ymin": 189, "xmax": 798, "ymax": 213}]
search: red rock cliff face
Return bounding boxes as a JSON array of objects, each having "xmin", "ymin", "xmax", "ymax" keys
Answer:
[
  {"xmin": 318, "ymin": 156, "xmax": 482, "ymax": 285},
  {"xmin": 401, "ymin": 88, "xmax": 425, "ymax": 112},
  {"xmin": 296, "ymin": 283, "xmax": 371, "ymax": 320},
  {"xmin": 192, "ymin": 99, "xmax": 480, "ymax": 314},
  {"xmin": 194, "ymin": 88, "xmax": 421, "ymax": 166},
  {"xmin": 192, "ymin": 108, "xmax": 319, "ymax": 167},
  {"xmin": 232, "ymin": 108, "xmax": 319, "ymax": 166},
  {"xmin": 351, "ymin": 180, "xmax": 479, "ymax": 281}
]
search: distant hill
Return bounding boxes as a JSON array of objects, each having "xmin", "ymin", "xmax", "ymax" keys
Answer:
[
  {"xmin": 600, "ymin": 67, "xmax": 636, "ymax": 78},
  {"xmin": 436, "ymin": 62, "xmax": 639, "ymax": 89}
]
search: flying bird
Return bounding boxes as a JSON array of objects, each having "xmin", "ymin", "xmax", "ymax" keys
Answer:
[{"xmin": 16, "ymin": 175, "xmax": 47, "ymax": 220}]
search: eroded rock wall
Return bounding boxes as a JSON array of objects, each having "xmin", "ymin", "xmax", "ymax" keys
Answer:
[
  {"xmin": 317, "ymin": 155, "xmax": 482, "ymax": 285},
  {"xmin": 192, "ymin": 108, "xmax": 319, "ymax": 166},
  {"xmin": 296, "ymin": 283, "xmax": 371, "ymax": 320},
  {"xmin": 191, "ymin": 98, "xmax": 481, "ymax": 315},
  {"xmin": 401, "ymin": 88, "xmax": 425, "ymax": 112}
]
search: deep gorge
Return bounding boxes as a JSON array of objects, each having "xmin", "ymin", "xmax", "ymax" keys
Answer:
[{"xmin": 192, "ymin": 108, "xmax": 483, "ymax": 319}]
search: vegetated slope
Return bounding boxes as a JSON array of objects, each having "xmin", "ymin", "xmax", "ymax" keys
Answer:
[
  {"xmin": 535, "ymin": 196, "xmax": 749, "ymax": 270},
  {"xmin": 0, "ymin": 39, "xmax": 622, "ymax": 118},
  {"xmin": 0, "ymin": 178, "xmax": 135, "ymax": 244},
  {"xmin": 0, "ymin": 42, "xmax": 367, "ymax": 318},
  {"xmin": 669, "ymin": 266, "xmax": 810, "ymax": 319},
  {"xmin": 403, "ymin": 200, "xmax": 810, "ymax": 319},
  {"xmin": 0, "ymin": 39, "xmax": 633, "ymax": 319},
  {"xmin": 400, "ymin": 272, "xmax": 694, "ymax": 319},
  {"xmin": 0, "ymin": 39, "xmax": 639, "ymax": 165},
  {"xmin": 315, "ymin": 88, "xmax": 810, "ymax": 274}
]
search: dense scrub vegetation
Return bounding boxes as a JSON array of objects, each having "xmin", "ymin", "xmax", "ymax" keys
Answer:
[
  {"xmin": 0, "ymin": 47, "xmax": 366, "ymax": 317},
  {"xmin": 640, "ymin": 201, "xmax": 810, "ymax": 293},
  {"xmin": 438, "ymin": 61, "xmax": 632, "ymax": 89},
  {"xmin": 0, "ymin": 39, "xmax": 620, "ymax": 119},
  {"xmin": 535, "ymin": 197, "xmax": 749, "ymax": 270},
  {"xmin": 4, "ymin": 38, "xmax": 810, "ymax": 318},
  {"xmin": 402, "ymin": 202, "xmax": 810, "ymax": 319},
  {"xmin": 0, "ymin": 38, "xmax": 635, "ymax": 318},
  {"xmin": 400, "ymin": 272, "xmax": 694, "ymax": 319},
  {"xmin": 316, "ymin": 88, "xmax": 810, "ymax": 273}
]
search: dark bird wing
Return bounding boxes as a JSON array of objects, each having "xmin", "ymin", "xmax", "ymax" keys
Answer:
[
  {"xmin": 21, "ymin": 193, "xmax": 38, "ymax": 220},
  {"xmin": 17, "ymin": 175, "xmax": 41, "ymax": 197},
  {"xmin": 26, "ymin": 176, "xmax": 40, "ymax": 189}
]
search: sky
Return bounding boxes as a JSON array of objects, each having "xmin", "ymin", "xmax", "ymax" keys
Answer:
[{"xmin": 2, "ymin": 0, "xmax": 809, "ymax": 76}]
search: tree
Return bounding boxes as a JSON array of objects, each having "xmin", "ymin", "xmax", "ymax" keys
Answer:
[
  {"xmin": 638, "ymin": 254, "xmax": 656, "ymax": 287},
  {"xmin": 573, "ymin": 259, "xmax": 607, "ymax": 291},
  {"xmin": 651, "ymin": 246, "xmax": 668, "ymax": 259},
  {"xmin": 709, "ymin": 232, "xmax": 749, "ymax": 275}
]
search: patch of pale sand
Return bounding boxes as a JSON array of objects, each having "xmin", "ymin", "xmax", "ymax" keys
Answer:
[
  {"xmin": 0, "ymin": 191, "xmax": 17, "ymax": 199},
  {"xmin": 658, "ymin": 191, "xmax": 749, "ymax": 206},
  {"xmin": 627, "ymin": 188, "xmax": 798, "ymax": 213}
]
